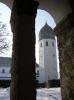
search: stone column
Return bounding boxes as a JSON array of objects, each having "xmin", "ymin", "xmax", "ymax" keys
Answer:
[
  {"xmin": 10, "ymin": 1, "xmax": 39, "ymax": 100},
  {"xmin": 69, "ymin": 0, "xmax": 74, "ymax": 13},
  {"xmin": 54, "ymin": 13, "xmax": 74, "ymax": 100}
]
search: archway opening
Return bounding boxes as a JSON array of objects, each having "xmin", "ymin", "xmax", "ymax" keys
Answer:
[
  {"xmin": 0, "ymin": 2, "xmax": 12, "ymax": 88},
  {"xmin": 0, "ymin": 2, "xmax": 12, "ymax": 57},
  {"xmin": 35, "ymin": 9, "xmax": 60, "ymax": 89},
  {"xmin": 0, "ymin": 3, "xmax": 61, "ymax": 99}
]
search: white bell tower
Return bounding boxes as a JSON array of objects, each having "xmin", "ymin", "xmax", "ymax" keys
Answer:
[{"xmin": 39, "ymin": 23, "xmax": 58, "ymax": 83}]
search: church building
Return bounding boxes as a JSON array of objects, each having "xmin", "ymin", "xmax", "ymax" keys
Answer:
[{"xmin": 38, "ymin": 23, "xmax": 59, "ymax": 84}]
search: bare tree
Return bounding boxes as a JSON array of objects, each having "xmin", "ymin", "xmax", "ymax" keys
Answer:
[{"xmin": 0, "ymin": 22, "xmax": 9, "ymax": 54}]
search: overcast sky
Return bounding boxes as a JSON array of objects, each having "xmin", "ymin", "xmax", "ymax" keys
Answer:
[{"xmin": 0, "ymin": 2, "xmax": 56, "ymax": 64}]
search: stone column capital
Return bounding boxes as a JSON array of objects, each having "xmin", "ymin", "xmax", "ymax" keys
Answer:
[{"xmin": 12, "ymin": 0, "xmax": 39, "ymax": 17}]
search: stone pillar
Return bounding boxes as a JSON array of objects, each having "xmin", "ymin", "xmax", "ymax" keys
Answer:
[
  {"xmin": 69, "ymin": 0, "xmax": 74, "ymax": 13},
  {"xmin": 54, "ymin": 13, "xmax": 74, "ymax": 100},
  {"xmin": 10, "ymin": 1, "xmax": 39, "ymax": 100}
]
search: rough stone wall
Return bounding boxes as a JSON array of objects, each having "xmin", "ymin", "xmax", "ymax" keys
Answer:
[
  {"xmin": 54, "ymin": 13, "xmax": 74, "ymax": 100},
  {"xmin": 10, "ymin": 1, "xmax": 39, "ymax": 100}
]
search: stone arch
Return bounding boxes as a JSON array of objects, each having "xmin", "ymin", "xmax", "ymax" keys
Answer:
[
  {"xmin": 35, "ymin": 9, "xmax": 57, "ymax": 64},
  {"xmin": 0, "ymin": 0, "xmax": 13, "ymax": 9},
  {"xmin": 0, "ymin": 0, "xmax": 74, "ymax": 100},
  {"xmin": 38, "ymin": 0, "xmax": 72, "ymax": 24},
  {"xmin": 37, "ymin": 1, "xmax": 74, "ymax": 100},
  {"xmin": 0, "ymin": 0, "xmax": 72, "ymax": 26},
  {"xmin": 36, "ymin": 9, "xmax": 56, "ymax": 28}
]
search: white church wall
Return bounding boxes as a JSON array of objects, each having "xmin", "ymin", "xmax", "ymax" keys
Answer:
[
  {"xmin": 0, "ymin": 67, "xmax": 11, "ymax": 80},
  {"xmin": 38, "ymin": 38, "xmax": 59, "ymax": 83},
  {"xmin": 39, "ymin": 40, "xmax": 45, "ymax": 83},
  {"xmin": 43, "ymin": 39, "xmax": 58, "ymax": 81}
]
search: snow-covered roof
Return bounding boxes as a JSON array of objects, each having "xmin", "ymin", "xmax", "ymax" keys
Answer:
[{"xmin": 0, "ymin": 57, "xmax": 11, "ymax": 67}]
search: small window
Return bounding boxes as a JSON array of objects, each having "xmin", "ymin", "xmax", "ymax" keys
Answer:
[
  {"xmin": 40, "ymin": 42, "xmax": 42, "ymax": 47},
  {"xmin": 46, "ymin": 41, "xmax": 48, "ymax": 46},
  {"xmin": 36, "ymin": 70, "xmax": 39, "ymax": 77},
  {"xmin": 2, "ymin": 69, "xmax": 5, "ymax": 73},
  {"xmin": 52, "ymin": 42, "xmax": 54, "ymax": 47}
]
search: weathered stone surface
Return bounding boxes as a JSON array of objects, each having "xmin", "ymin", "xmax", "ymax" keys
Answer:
[
  {"xmin": 54, "ymin": 13, "xmax": 74, "ymax": 100},
  {"xmin": 10, "ymin": 1, "xmax": 39, "ymax": 100}
]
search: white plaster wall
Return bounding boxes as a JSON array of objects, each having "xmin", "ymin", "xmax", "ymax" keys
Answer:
[
  {"xmin": 43, "ymin": 39, "xmax": 58, "ymax": 82},
  {"xmin": 39, "ymin": 40, "xmax": 45, "ymax": 83},
  {"xmin": 39, "ymin": 38, "xmax": 59, "ymax": 83}
]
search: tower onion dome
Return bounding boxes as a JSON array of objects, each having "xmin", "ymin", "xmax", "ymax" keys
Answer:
[{"xmin": 39, "ymin": 22, "xmax": 55, "ymax": 41}]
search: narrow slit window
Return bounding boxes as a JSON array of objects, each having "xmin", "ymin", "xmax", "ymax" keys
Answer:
[
  {"xmin": 46, "ymin": 41, "xmax": 48, "ymax": 46},
  {"xmin": 52, "ymin": 42, "xmax": 54, "ymax": 47},
  {"xmin": 40, "ymin": 42, "xmax": 42, "ymax": 47}
]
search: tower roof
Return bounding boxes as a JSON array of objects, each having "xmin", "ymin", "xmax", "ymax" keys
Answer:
[{"xmin": 39, "ymin": 22, "xmax": 55, "ymax": 41}]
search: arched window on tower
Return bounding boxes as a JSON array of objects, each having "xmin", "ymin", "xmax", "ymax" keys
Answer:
[{"xmin": 46, "ymin": 41, "xmax": 48, "ymax": 46}]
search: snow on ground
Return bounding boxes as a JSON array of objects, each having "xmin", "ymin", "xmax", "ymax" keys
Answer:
[
  {"xmin": 37, "ymin": 88, "xmax": 62, "ymax": 100},
  {"xmin": 0, "ymin": 88, "xmax": 10, "ymax": 100},
  {"xmin": 0, "ymin": 87, "xmax": 61, "ymax": 100}
]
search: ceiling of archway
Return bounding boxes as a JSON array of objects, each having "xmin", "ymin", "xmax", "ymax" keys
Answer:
[
  {"xmin": 0, "ymin": 0, "xmax": 13, "ymax": 9},
  {"xmin": 0, "ymin": 0, "xmax": 72, "ymax": 24},
  {"xmin": 38, "ymin": 0, "xmax": 72, "ymax": 24}
]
